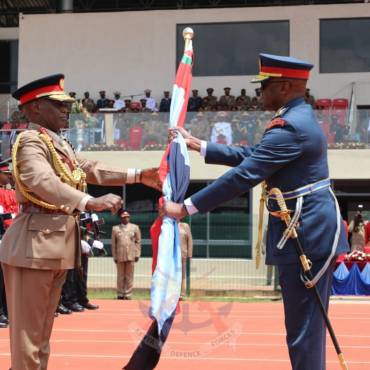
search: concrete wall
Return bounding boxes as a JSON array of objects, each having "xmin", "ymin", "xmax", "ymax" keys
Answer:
[
  {"xmin": 0, "ymin": 27, "xmax": 18, "ymax": 40},
  {"xmin": 80, "ymin": 149, "xmax": 370, "ymax": 181},
  {"xmin": 17, "ymin": 4, "xmax": 370, "ymax": 103}
]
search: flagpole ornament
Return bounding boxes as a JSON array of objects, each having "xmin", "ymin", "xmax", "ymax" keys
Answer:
[
  {"xmin": 183, "ymin": 27, "xmax": 194, "ymax": 50},
  {"xmin": 183, "ymin": 27, "xmax": 194, "ymax": 40}
]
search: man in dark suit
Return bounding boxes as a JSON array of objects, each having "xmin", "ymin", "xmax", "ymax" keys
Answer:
[
  {"xmin": 159, "ymin": 91, "xmax": 171, "ymax": 112},
  {"xmin": 187, "ymin": 89, "xmax": 203, "ymax": 112},
  {"xmin": 163, "ymin": 53, "xmax": 349, "ymax": 370}
]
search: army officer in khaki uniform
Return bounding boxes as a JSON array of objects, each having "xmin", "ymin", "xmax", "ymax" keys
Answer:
[
  {"xmin": 179, "ymin": 222, "xmax": 193, "ymax": 299},
  {"xmin": 0, "ymin": 74, "xmax": 160, "ymax": 370},
  {"xmin": 112, "ymin": 210, "xmax": 141, "ymax": 300}
]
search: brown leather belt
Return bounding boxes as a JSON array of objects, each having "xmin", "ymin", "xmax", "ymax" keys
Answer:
[{"xmin": 20, "ymin": 203, "xmax": 79, "ymax": 216}]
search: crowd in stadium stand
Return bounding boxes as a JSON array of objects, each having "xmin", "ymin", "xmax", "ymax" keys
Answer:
[{"xmin": 1, "ymin": 87, "xmax": 368, "ymax": 150}]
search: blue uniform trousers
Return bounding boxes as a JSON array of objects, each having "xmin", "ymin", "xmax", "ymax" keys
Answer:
[{"xmin": 278, "ymin": 257, "xmax": 336, "ymax": 370}]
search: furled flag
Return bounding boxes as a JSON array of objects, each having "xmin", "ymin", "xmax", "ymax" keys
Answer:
[{"xmin": 124, "ymin": 27, "xmax": 194, "ymax": 370}]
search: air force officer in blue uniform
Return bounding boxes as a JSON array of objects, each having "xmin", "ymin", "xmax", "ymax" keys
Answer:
[{"xmin": 164, "ymin": 54, "xmax": 349, "ymax": 370}]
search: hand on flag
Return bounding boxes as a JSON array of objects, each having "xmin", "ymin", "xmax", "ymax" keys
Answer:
[
  {"xmin": 140, "ymin": 167, "xmax": 162, "ymax": 191},
  {"xmin": 160, "ymin": 201, "xmax": 188, "ymax": 220},
  {"xmin": 168, "ymin": 127, "xmax": 202, "ymax": 152}
]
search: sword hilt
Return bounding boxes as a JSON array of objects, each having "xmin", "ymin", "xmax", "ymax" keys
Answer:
[{"xmin": 269, "ymin": 188, "xmax": 297, "ymax": 238}]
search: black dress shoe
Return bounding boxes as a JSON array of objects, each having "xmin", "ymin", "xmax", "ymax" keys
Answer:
[
  {"xmin": 57, "ymin": 304, "xmax": 72, "ymax": 315},
  {"xmin": 117, "ymin": 296, "xmax": 124, "ymax": 300},
  {"xmin": 82, "ymin": 302, "xmax": 99, "ymax": 310},
  {"xmin": 69, "ymin": 303, "xmax": 85, "ymax": 312},
  {"xmin": 0, "ymin": 314, "xmax": 8, "ymax": 324},
  {"xmin": 123, "ymin": 296, "xmax": 132, "ymax": 300},
  {"xmin": 0, "ymin": 321, "xmax": 7, "ymax": 328}
]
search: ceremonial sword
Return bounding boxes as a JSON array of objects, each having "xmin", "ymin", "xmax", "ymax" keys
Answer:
[{"xmin": 270, "ymin": 187, "xmax": 349, "ymax": 370}]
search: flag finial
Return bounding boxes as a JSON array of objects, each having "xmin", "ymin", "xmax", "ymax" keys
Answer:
[{"xmin": 182, "ymin": 27, "xmax": 194, "ymax": 40}]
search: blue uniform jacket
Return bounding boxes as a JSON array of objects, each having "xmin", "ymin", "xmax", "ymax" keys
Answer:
[{"xmin": 190, "ymin": 97, "xmax": 349, "ymax": 265}]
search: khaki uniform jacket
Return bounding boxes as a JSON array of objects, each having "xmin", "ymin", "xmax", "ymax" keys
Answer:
[
  {"xmin": 202, "ymin": 96, "xmax": 218, "ymax": 110},
  {"xmin": 111, "ymin": 223, "xmax": 141, "ymax": 262},
  {"xmin": 0, "ymin": 123, "xmax": 128, "ymax": 270},
  {"xmin": 179, "ymin": 222, "xmax": 193, "ymax": 259},
  {"xmin": 218, "ymin": 95, "xmax": 236, "ymax": 109}
]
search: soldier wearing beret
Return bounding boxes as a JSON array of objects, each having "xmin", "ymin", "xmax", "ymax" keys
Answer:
[
  {"xmin": 0, "ymin": 74, "xmax": 160, "ymax": 370},
  {"xmin": 164, "ymin": 54, "xmax": 349, "ymax": 370},
  {"xmin": 111, "ymin": 210, "xmax": 141, "ymax": 300},
  {"xmin": 202, "ymin": 88, "xmax": 218, "ymax": 111}
]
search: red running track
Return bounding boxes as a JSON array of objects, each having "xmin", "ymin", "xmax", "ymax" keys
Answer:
[{"xmin": 0, "ymin": 299, "xmax": 369, "ymax": 369}]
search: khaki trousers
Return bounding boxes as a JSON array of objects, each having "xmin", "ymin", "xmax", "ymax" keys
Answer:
[
  {"xmin": 116, "ymin": 261, "xmax": 134, "ymax": 298},
  {"xmin": 2, "ymin": 263, "xmax": 67, "ymax": 370}
]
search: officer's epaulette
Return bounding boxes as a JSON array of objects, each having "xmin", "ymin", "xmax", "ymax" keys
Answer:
[
  {"xmin": 265, "ymin": 117, "xmax": 286, "ymax": 131},
  {"xmin": 273, "ymin": 106, "xmax": 289, "ymax": 119},
  {"xmin": 265, "ymin": 105, "xmax": 290, "ymax": 131}
]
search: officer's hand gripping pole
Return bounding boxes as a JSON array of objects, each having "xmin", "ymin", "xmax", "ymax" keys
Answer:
[{"xmin": 270, "ymin": 187, "xmax": 349, "ymax": 370}]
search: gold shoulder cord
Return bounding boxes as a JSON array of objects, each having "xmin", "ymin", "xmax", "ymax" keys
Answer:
[{"xmin": 12, "ymin": 131, "xmax": 87, "ymax": 211}]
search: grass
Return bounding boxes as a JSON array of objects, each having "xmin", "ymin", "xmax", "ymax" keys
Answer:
[{"xmin": 88, "ymin": 289, "xmax": 281, "ymax": 303}]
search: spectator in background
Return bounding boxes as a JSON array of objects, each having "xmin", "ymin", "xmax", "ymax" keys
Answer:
[
  {"xmin": 113, "ymin": 92, "xmax": 126, "ymax": 112},
  {"xmin": 111, "ymin": 210, "xmax": 141, "ymax": 300},
  {"xmin": 140, "ymin": 98, "xmax": 151, "ymax": 113},
  {"xmin": 218, "ymin": 87, "xmax": 236, "ymax": 111},
  {"xmin": 143, "ymin": 89, "xmax": 157, "ymax": 112},
  {"xmin": 236, "ymin": 89, "xmax": 251, "ymax": 110},
  {"xmin": 348, "ymin": 211, "xmax": 366, "ymax": 252},
  {"xmin": 159, "ymin": 91, "xmax": 171, "ymax": 112},
  {"xmin": 250, "ymin": 88, "xmax": 263, "ymax": 110},
  {"xmin": 202, "ymin": 88, "xmax": 218, "ymax": 111},
  {"xmin": 124, "ymin": 99, "xmax": 132, "ymax": 112},
  {"xmin": 82, "ymin": 91, "xmax": 95, "ymax": 113},
  {"xmin": 189, "ymin": 111, "xmax": 211, "ymax": 141},
  {"xmin": 69, "ymin": 92, "xmax": 83, "ymax": 114},
  {"xmin": 188, "ymin": 89, "xmax": 203, "ymax": 112},
  {"xmin": 304, "ymin": 88, "xmax": 316, "ymax": 108},
  {"xmin": 96, "ymin": 90, "xmax": 110, "ymax": 111},
  {"xmin": 179, "ymin": 222, "xmax": 193, "ymax": 300},
  {"xmin": 211, "ymin": 111, "xmax": 232, "ymax": 145}
]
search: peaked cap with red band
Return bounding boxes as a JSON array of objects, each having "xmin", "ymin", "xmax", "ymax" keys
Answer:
[
  {"xmin": 251, "ymin": 53, "xmax": 313, "ymax": 83},
  {"xmin": 12, "ymin": 74, "xmax": 75, "ymax": 105}
]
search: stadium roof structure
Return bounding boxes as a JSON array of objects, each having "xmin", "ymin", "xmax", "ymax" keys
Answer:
[{"xmin": 0, "ymin": 0, "xmax": 366, "ymax": 27}]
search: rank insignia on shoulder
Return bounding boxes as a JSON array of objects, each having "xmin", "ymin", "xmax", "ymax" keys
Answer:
[
  {"xmin": 266, "ymin": 118, "xmax": 286, "ymax": 131},
  {"xmin": 274, "ymin": 106, "xmax": 288, "ymax": 118}
]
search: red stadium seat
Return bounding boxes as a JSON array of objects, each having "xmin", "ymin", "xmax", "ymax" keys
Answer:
[
  {"xmin": 18, "ymin": 123, "xmax": 28, "ymax": 129},
  {"xmin": 1, "ymin": 122, "xmax": 12, "ymax": 130},
  {"xmin": 316, "ymin": 99, "xmax": 332, "ymax": 110},
  {"xmin": 129, "ymin": 125, "xmax": 143, "ymax": 150},
  {"xmin": 332, "ymin": 98, "xmax": 348, "ymax": 110},
  {"xmin": 130, "ymin": 102, "xmax": 142, "ymax": 111}
]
